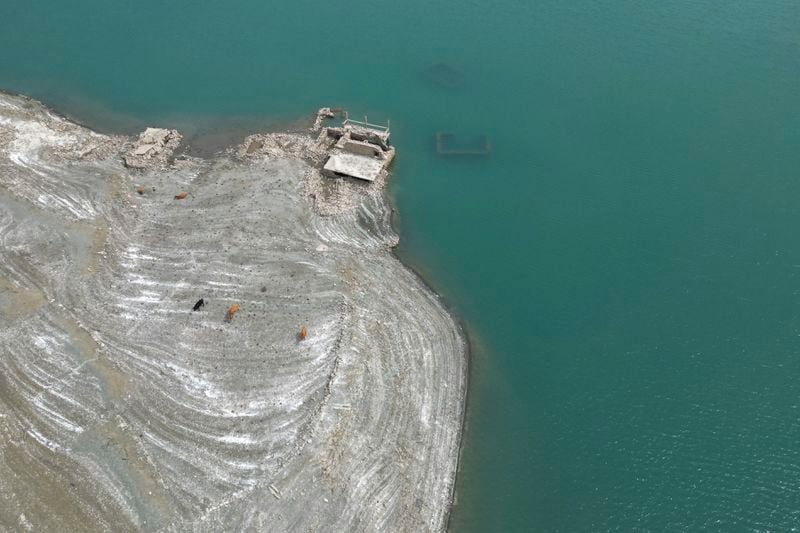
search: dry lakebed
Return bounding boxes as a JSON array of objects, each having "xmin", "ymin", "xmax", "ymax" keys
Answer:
[{"xmin": 0, "ymin": 93, "xmax": 467, "ymax": 532}]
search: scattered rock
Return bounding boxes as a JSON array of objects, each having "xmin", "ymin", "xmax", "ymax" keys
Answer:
[
  {"xmin": 312, "ymin": 107, "xmax": 337, "ymax": 131},
  {"xmin": 237, "ymin": 132, "xmax": 327, "ymax": 162},
  {"xmin": 304, "ymin": 167, "xmax": 388, "ymax": 216},
  {"xmin": 245, "ymin": 140, "xmax": 263, "ymax": 154}
]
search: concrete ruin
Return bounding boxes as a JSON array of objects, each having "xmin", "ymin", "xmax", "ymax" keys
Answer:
[
  {"xmin": 320, "ymin": 115, "xmax": 395, "ymax": 183},
  {"xmin": 123, "ymin": 127, "xmax": 182, "ymax": 169},
  {"xmin": 436, "ymin": 132, "xmax": 491, "ymax": 156}
]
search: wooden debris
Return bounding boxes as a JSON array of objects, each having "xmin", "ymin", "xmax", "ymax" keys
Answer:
[
  {"xmin": 174, "ymin": 192, "xmax": 189, "ymax": 200},
  {"xmin": 268, "ymin": 483, "xmax": 281, "ymax": 500}
]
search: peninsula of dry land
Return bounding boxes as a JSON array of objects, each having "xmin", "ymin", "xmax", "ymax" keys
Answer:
[{"xmin": 0, "ymin": 94, "xmax": 467, "ymax": 532}]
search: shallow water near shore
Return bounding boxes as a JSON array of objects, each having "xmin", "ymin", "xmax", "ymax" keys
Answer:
[{"xmin": 3, "ymin": 0, "xmax": 800, "ymax": 530}]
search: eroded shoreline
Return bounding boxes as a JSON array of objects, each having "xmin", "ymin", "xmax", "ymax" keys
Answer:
[{"xmin": 0, "ymin": 93, "xmax": 467, "ymax": 532}]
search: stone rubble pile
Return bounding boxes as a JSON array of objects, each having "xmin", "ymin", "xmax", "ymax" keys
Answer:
[
  {"xmin": 124, "ymin": 127, "xmax": 182, "ymax": 169},
  {"xmin": 312, "ymin": 107, "xmax": 336, "ymax": 131}
]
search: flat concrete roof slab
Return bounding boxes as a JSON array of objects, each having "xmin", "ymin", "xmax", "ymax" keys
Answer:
[
  {"xmin": 133, "ymin": 143, "xmax": 156, "ymax": 155},
  {"xmin": 323, "ymin": 152, "xmax": 384, "ymax": 182}
]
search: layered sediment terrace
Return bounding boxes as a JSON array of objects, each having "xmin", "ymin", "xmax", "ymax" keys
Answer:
[{"xmin": 0, "ymin": 94, "xmax": 467, "ymax": 532}]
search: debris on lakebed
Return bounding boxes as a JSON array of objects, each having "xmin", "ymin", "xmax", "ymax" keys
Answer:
[{"xmin": 124, "ymin": 127, "xmax": 182, "ymax": 169}]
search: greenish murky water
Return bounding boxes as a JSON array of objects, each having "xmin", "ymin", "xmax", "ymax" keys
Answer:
[{"xmin": 2, "ymin": 1, "xmax": 800, "ymax": 530}]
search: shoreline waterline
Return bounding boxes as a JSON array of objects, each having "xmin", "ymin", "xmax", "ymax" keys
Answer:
[
  {"xmin": 384, "ymin": 187, "xmax": 476, "ymax": 529},
  {"xmin": 389, "ymin": 250, "xmax": 472, "ymax": 532}
]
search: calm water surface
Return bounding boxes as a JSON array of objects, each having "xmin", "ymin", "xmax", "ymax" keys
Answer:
[{"xmin": 2, "ymin": 1, "xmax": 800, "ymax": 530}]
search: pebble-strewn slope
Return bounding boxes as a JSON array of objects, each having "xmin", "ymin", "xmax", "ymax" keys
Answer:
[{"xmin": 0, "ymin": 94, "xmax": 467, "ymax": 532}]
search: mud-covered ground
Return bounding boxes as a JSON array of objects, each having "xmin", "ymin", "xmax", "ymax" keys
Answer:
[{"xmin": 0, "ymin": 94, "xmax": 467, "ymax": 532}]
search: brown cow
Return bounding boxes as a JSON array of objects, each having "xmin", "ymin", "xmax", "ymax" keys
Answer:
[
  {"xmin": 174, "ymin": 192, "xmax": 189, "ymax": 200},
  {"xmin": 299, "ymin": 326, "xmax": 308, "ymax": 341},
  {"xmin": 225, "ymin": 303, "xmax": 240, "ymax": 322}
]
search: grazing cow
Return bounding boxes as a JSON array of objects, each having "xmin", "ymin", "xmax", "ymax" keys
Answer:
[
  {"xmin": 225, "ymin": 303, "xmax": 240, "ymax": 322},
  {"xmin": 174, "ymin": 192, "xmax": 188, "ymax": 200},
  {"xmin": 192, "ymin": 298, "xmax": 205, "ymax": 311},
  {"xmin": 299, "ymin": 326, "xmax": 308, "ymax": 341}
]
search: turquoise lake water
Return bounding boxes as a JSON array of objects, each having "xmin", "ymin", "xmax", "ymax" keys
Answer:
[{"xmin": 2, "ymin": 1, "xmax": 800, "ymax": 530}]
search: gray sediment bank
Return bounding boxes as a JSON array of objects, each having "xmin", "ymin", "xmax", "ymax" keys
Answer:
[{"xmin": 0, "ymin": 93, "xmax": 467, "ymax": 532}]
